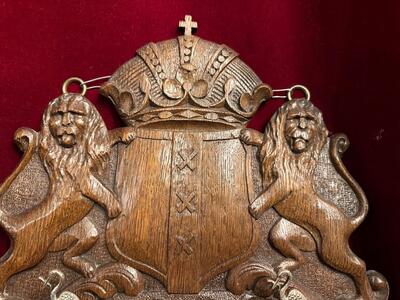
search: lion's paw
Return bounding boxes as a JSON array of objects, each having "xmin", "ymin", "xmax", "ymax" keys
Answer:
[
  {"xmin": 240, "ymin": 129, "xmax": 253, "ymax": 144},
  {"xmin": 81, "ymin": 261, "xmax": 96, "ymax": 278},
  {"xmin": 120, "ymin": 128, "xmax": 136, "ymax": 144}
]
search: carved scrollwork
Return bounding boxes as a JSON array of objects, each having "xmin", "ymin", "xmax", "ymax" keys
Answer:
[
  {"xmin": 226, "ymin": 83, "xmax": 272, "ymax": 117},
  {"xmin": 70, "ymin": 263, "xmax": 143, "ymax": 300},
  {"xmin": 270, "ymin": 270, "xmax": 310, "ymax": 300},
  {"xmin": 101, "ymin": 81, "xmax": 148, "ymax": 120},
  {"xmin": 238, "ymin": 84, "xmax": 272, "ymax": 114},
  {"xmin": 226, "ymin": 261, "xmax": 276, "ymax": 297},
  {"xmin": 40, "ymin": 270, "xmax": 80, "ymax": 300}
]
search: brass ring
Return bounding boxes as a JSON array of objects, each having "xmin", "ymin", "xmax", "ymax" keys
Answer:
[
  {"xmin": 287, "ymin": 85, "xmax": 310, "ymax": 101},
  {"xmin": 62, "ymin": 77, "xmax": 87, "ymax": 96}
]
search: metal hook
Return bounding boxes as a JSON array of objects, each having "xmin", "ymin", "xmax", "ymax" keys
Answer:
[
  {"xmin": 62, "ymin": 77, "xmax": 87, "ymax": 96},
  {"xmin": 80, "ymin": 75, "xmax": 111, "ymax": 91},
  {"xmin": 272, "ymin": 88, "xmax": 291, "ymax": 99},
  {"xmin": 288, "ymin": 85, "xmax": 310, "ymax": 101},
  {"xmin": 272, "ymin": 85, "xmax": 311, "ymax": 101},
  {"xmin": 62, "ymin": 75, "xmax": 111, "ymax": 95},
  {"xmin": 81, "ymin": 76, "xmax": 111, "ymax": 85}
]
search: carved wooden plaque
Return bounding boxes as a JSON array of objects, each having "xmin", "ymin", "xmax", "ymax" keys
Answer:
[{"xmin": 0, "ymin": 16, "xmax": 390, "ymax": 300}]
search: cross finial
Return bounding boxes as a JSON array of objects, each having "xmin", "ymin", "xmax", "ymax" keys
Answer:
[{"xmin": 179, "ymin": 15, "xmax": 198, "ymax": 36}]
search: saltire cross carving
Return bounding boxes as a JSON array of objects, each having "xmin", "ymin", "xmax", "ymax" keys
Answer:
[
  {"xmin": 177, "ymin": 149, "xmax": 197, "ymax": 171},
  {"xmin": 176, "ymin": 190, "xmax": 196, "ymax": 213},
  {"xmin": 176, "ymin": 233, "xmax": 195, "ymax": 255}
]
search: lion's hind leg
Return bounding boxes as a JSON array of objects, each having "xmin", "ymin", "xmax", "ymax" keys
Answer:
[
  {"xmin": 50, "ymin": 217, "xmax": 99, "ymax": 278},
  {"xmin": 0, "ymin": 237, "xmax": 47, "ymax": 292},
  {"xmin": 270, "ymin": 218, "xmax": 315, "ymax": 273},
  {"xmin": 319, "ymin": 233, "xmax": 373, "ymax": 300},
  {"xmin": 0, "ymin": 225, "xmax": 55, "ymax": 293}
]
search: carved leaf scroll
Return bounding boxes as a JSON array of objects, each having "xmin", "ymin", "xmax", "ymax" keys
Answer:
[
  {"xmin": 71, "ymin": 263, "xmax": 143, "ymax": 300},
  {"xmin": 239, "ymin": 84, "xmax": 272, "ymax": 113},
  {"xmin": 226, "ymin": 262, "xmax": 276, "ymax": 297}
]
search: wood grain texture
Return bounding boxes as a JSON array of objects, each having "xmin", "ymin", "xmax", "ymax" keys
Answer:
[
  {"xmin": 0, "ymin": 16, "xmax": 389, "ymax": 300},
  {"xmin": 241, "ymin": 99, "xmax": 388, "ymax": 300},
  {"xmin": 106, "ymin": 129, "xmax": 259, "ymax": 294}
]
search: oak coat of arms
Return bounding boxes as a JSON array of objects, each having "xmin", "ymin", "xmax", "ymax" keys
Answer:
[{"xmin": 0, "ymin": 16, "xmax": 389, "ymax": 300}]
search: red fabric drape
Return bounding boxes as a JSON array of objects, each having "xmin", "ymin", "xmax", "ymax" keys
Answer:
[{"xmin": 0, "ymin": 0, "xmax": 399, "ymax": 296}]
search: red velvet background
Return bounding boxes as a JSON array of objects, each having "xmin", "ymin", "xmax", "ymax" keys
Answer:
[{"xmin": 0, "ymin": 0, "xmax": 399, "ymax": 297}]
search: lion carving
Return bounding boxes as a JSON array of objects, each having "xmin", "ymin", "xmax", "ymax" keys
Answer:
[
  {"xmin": 241, "ymin": 99, "xmax": 377, "ymax": 299},
  {"xmin": 0, "ymin": 93, "xmax": 135, "ymax": 292}
]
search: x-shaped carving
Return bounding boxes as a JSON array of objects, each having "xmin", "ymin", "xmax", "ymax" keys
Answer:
[
  {"xmin": 176, "ymin": 233, "xmax": 195, "ymax": 255},
  {"xmin": 176, "ymin": 190, "xmax": 196, "ymax": 213},
  {"xmin": 177, "ymin": 149, "xmax": 197, "ymax": 171}
]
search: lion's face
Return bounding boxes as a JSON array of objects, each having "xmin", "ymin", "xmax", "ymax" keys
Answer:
[
  {"xmin": 49, "ymin": 97, "xmax": 90, "ymax": 148},
  {"xmin": 40, "ymin": 94, "xmax": 110, "ymax": 184},
  {"xmin": 259, "ymin": 99, "xmax": 327, "ymax": 186},
  {"xmin": 284, "ymin": 108, "xmax": 318, "ymax": 154}
]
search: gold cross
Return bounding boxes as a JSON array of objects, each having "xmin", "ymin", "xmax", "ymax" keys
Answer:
[{"xmin": 179, "ymin": 15, "xmax": 198, "ymax": 36}]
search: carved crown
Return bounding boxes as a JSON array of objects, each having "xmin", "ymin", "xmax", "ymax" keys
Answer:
[{"xmin": 100, "ymin": 20, "xmax": 271, "ymax": 129}]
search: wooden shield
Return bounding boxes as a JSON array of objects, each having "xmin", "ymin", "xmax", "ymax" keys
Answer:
[{"xmin": 106, "ymin": 128, "xmax": 260, "ymax": 293}]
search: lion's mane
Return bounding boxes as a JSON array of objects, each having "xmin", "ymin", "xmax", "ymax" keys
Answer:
[
  {"xmin": 259, "ymin": 99, "xmax": 328, "ymax": 188},
  {"xmin": 39, "ymin": 94, "xmax": 110, "ymax": 193}
]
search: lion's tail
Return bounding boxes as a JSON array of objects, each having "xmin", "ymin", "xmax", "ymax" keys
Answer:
[
  {"xmin": 0, "ymin": 128, "xmax": 38, "ymax": 237},
  {"xmin": 329, "ymin": 134, "xmax": 369, "ymax": 230}
]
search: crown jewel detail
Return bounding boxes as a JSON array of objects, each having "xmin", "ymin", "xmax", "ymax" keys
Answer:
[{"xmin": 100, "ymin": 16, "xmax": 271, "ymax": 128}]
